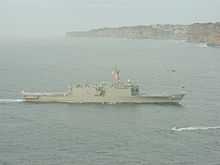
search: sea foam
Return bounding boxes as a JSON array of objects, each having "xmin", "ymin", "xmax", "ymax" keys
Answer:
[
  {"xmin": 172, "ymin": 126, "xmax": 220, "ymax": 131},
  {"xmin": 0, "ymin": 99, "xmax": 24, "ymax": 104}
]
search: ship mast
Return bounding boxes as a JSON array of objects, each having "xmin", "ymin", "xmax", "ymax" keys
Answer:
[{"xmin": 112, "ymin": 66, "xmax": 120, "ymax": 84}]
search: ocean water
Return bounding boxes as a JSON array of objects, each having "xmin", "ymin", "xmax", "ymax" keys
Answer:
[{"xmin": 0, "ymin": 38, "xmax": 220, "ymax": 165}]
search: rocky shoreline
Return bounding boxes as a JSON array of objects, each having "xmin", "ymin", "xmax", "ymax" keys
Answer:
[{"xmin": 66, "ymin": 22, "xmax": 220, "ymax": 47}]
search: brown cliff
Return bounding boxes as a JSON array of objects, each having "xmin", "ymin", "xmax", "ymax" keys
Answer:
[{"xmin": 66, "ymin": 22, "xmax": 220, "ymax": 47}]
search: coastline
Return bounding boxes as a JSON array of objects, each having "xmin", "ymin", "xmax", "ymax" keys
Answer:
[{"xmin": 66, "ymin": 22, "xmax": 220, "ymax": 47}]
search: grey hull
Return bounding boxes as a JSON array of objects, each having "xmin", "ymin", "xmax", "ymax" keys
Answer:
[{"xmin": 23, "ymin": 94, "xmax": 185, "ymax": 104}]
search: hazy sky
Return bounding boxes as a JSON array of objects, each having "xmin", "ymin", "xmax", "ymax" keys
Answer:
[{"xmin": 1, "ymin": 0, "xmax": 220, "ymax": 37}]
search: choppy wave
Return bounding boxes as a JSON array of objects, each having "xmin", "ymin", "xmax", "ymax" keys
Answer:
[
  {"xmin": 172, "ymin": 126, "xmax": 220, "ymax": 131},
  {"xmin": 0, "ymin": 99, "xmax": 24, "ymax": 104}
]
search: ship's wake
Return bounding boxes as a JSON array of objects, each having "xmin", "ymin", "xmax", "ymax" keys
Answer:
[
  {"xmin": 0, "ymin": 99, "xmax": 24, "ymax": 104},
  {"xmin": 172, "ymin": 126, "xmax": 220, "ymax": 132}
]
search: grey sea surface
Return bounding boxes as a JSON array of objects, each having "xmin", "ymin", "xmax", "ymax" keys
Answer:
[{"xmin": 0, "ymin": 38, "xmax": 220, "ymax": 165}]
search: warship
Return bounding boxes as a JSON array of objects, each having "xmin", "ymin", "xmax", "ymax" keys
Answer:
[{"xmin": 22, "ymin": 67, "xmax": 185, "ymax": 104}]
